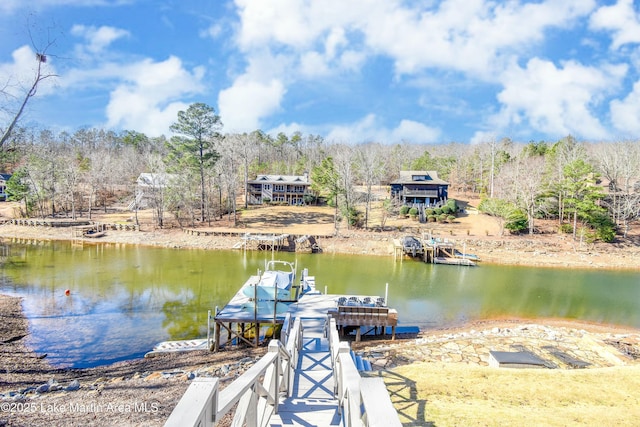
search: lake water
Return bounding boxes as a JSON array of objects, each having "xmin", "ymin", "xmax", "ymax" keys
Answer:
[{"xmin": 1, "ymin": 241, "xmax": 639, "ymax": 368}]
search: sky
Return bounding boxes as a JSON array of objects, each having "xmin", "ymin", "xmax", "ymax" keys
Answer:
[{"xmin": 1, "ymin": 0, "xmax": 640, "ymax": 144}]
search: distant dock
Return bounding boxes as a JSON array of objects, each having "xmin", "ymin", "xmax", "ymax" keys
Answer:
[{"xmin": 393, "ymin": 233, "xmax": 479, "ymax": 266}]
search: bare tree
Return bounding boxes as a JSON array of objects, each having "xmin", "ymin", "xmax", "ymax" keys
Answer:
[
  {"xmin": 1, "ymin": 37, "xmax": 57, "ymax": 149},
  {"xmin": 497, "ymin": 155, "xmax": 545, "ymax": 234},
  {"xmin": 332, "ymin": 144, "xmax": 358, "ymax": 229},
  {"xmin": 225, "ymin": 133, "xmax": 259, "ymax": 210},
  {"xmin": 355, "ymin": 142, "xmax": 384, "ymax": 229}
]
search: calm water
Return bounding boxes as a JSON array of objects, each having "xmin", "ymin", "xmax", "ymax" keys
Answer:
[{"xmin": 1, "ymin": 241, "xmax": 639, "ymax": 368}]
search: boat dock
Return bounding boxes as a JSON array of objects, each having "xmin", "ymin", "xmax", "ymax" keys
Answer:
[
  {"xmin": 147, "ymin": 261, "xmax": 400, "ymax": 357},
  {"xmin": 213, "ymin": 286, "xmax": 397, "ymax": 350},
  {"xmin": 393, "ymin": 233, "xmax": 479, "ymax": 266}
]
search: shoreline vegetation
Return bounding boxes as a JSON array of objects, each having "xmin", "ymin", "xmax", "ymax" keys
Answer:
[{"xmin": 1, "ymin": 202, "xmax": 640, "ymax": 425}]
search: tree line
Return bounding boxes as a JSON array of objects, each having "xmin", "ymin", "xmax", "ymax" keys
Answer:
[{"xmin": 1, "ymin": 103, "xmax": 639, "ymax": 242}]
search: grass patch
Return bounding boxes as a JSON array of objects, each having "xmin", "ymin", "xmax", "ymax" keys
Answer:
[{"xmin": 383, "ymin": 362, "xmax": 640, "ymax": 426}]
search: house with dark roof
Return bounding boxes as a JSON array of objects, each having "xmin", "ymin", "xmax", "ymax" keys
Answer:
[
  {"xmin": 390, "ymin": 170, "xmax": 449, "ymax": 206},
  {"xmin": 247, "ymin": 174, "xmax": 311, "ymax": 205},
  {"xmin": 0, "ymin": 173, "xmax": 11, "ymax": 201}
]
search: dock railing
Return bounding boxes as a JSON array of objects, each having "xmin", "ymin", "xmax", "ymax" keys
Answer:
[
  {"xmin": 164, "ymin": 318, "xmax": 303, "ymax": 427},
  {"xmin": 328, "ymin": 318, "xmax": 402, "ymax": 427}
]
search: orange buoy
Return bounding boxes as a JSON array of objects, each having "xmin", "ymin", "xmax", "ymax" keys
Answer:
[{"xmin": 64, "ymin": 289, "xmax": 70, "ymax": 296}]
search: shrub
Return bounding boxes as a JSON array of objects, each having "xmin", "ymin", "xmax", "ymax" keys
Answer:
[
  {"xmin": 559, "ymin": 223, "xmax": 573, "ymax": 234},
  {"xmin": 427, "ymin": 215, "xmax": 436, "ymax": 222},
  {"xmin": 438, "ymin": 213, "xmax": 448, "ymax": 222},
  {"xmin": 441, "ymin": 205, "xmax": 452, "ymax": 215},
  {"xmin": 447, "ymin": 215, "xmax": 456, "ymax": 222},
  {"xmin": 409, "ymin": 207, "xmax": 418, "ymax": 216},
  {"xmin": 425, "ymin": 208, "xmax": 434, "ymax": 216},
  {"xmin": 434, "ymin": 208, "xmax": 443, "ymax": 215},
  {"xmin": 263, "ymin": 197, "xmax": 271, "ymax": 204},
  {"xmin": 447, "ymin": 198, "xmax": 458, "ymax": 212},
  {"xmin": 596, "ymin": 226, "xmax": 615, "ymax": 243},
  {"xmin": 399, "ymin": 205, "xmax": 410, "ymax": 216},
  {"xmin": 588, "ymin": 212, "xmax": 616, "ymax": 243},
  {"xmin": 505, "ymin": 211, "xmax": 528, "ymax": 234}
]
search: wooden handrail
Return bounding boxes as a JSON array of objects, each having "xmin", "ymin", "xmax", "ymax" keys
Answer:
[
  {"xmin": 165, "ymin": 318, "xmax": 303, "ymax": 427},
  {"xmin": 166, "ymin": 316, "xmax": 400, "ymax": 426},
  {"xmin": 328, "ymin": 317, "xmax": 401, "ymax": 427}
]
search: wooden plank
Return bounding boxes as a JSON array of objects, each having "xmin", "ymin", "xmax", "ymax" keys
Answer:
[
  {"xmin": 360, "ymin": 378, "xmax": 402, "ymax": 427},
  {"xmin": 269, "ymin": 398, "xmax": 341, "ymax": 426}
]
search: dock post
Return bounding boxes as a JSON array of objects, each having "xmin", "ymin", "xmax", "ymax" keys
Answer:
[
  {"xmin": 385, "ymin": 283, "xmax": 389, "ymax": 306},
  {"xmin": 214, "ymin": 322, "xmax": 221, "ymax": 352},
  {"xmin": 207, "ymin": 310, "xmax": 211, "ymax": 350}
]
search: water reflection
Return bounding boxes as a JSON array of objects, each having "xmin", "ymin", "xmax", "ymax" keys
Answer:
[{"xmin": 0, "ymin": 240, "xmax": 639, "ymax": 368}]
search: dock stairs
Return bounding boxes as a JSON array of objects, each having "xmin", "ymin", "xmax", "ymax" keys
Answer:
[{"xmin": 165, "ymin": 316, "xmax": 401, "ymax": 426}]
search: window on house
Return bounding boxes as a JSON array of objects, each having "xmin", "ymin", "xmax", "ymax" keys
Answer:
[{"xmin": 274, "ymin": 184, "xmax": 285, "ymax": 192}]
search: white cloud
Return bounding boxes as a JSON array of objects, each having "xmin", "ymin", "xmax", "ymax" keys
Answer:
[
  {"xmin": 218, "ymin": 76, "xmax": 285, "ymax": 132},
  {"xmin": 229, "ymin": 0, "xmax": 601, "ymax": 140},
  {"xmin": 326, "ymin": 114, "xmax": 440, "ymax": 143},
  {"xmin": 493, "ymin": 58, "xmax": 627, "ymax": 140},
  {"xmin": 71, "ymin": 25, "xmax": 130, "ymax": 53},
  {"xmin": 104, "ymin": 56, "xmax": 205, "ymax": 136},
  {"xmin": 234, "ymin": 0, "xmax": 596, "ymax": 78},
  {"xmin": 590, "ymin": 0, "xmax": 640, "ymax": 50},
  {"xmin": 611, "ymin": 80, "xmax": 640, "ymax": 135}
]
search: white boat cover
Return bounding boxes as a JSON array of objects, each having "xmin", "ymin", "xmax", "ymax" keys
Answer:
[{"xmin": 259, "ymin": 271, "xmax": 292, "ymax": 289}]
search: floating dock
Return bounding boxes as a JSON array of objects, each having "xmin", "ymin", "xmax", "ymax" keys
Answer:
[{"xmin": 147, "ymin": 265, "xmax": 401, "ymax": 356}]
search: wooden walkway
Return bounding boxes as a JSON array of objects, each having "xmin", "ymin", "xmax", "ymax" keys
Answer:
[{"xmin": 268, "ymin": 321, "xmax": 341, "ymax": 426}]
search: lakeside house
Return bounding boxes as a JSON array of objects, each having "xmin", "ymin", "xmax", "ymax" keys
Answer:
[
  {"xmin": 131, "ymin": 173, "xmax": 176, "ymax": 209},
  {"xmin": 390, "ymin": 170, "xmax": 449, "ymax": 206},
  {"xmin": 0, "ymin": 173, "xmax": 11, "ymax": 201},
  {"xmin": 247, "ymin": 174, "xmax": 312, "ymax": 206}
]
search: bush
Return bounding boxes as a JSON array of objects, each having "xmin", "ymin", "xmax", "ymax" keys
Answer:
[
  {"xmin": 399, "ymin": 205, "xmax": 410, "ymax": 216},
  {"xmin": 427, "ymin": 215, "xmax": 436, "ymax": 222},
  {"xmin": 559, "ymin": 223, "xmax": 573, "ymax": 234},
  {"xmin": 343, "ymin": 206, "xmax": 362, "ymax": 227},
  {"xmin": 425, "ymin": 208, "xmax": 434, "ymax": 216},
  {"xmin": 447, "ymin": 198, "xmax": 458, "ymax": 212},
  {"xmin": 596, "ymin": 226, "xmax": 615, "ymax": 243},
  {"xmin": 409, "ymin": 207, "xmax": 418, "ymax": 216},
  {"xmin": 505, "ymin": 211, "xmax": 528, "ymax": 234},
  {"xmin": 447, "ymin": 215, "xmax": 456, "ymax": 222},
  {"xmin": 441, "ymin": 205, "xmax": 452, "ymax": 215},
  {"xmin": 434, "ymin": 208, "xmax": 443, "ymax": 215},
  {"xmin": 263, "ymin": 197, "xmax": 271, "ymax": 204},
  {"xmin": 438, "ymin": 213, "xmax": 448, "ymax": 222},
  {"xmin": 587, "ymin": 212, "xmax": 616, "ymax": 243}
]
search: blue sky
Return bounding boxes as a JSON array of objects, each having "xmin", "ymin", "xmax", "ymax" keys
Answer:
[{"xmin": 2, "ymin": 0, "xmax": 640, "ymax": 144}]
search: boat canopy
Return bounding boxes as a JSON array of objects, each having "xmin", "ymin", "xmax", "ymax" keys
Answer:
[{"xmin": 259, "ymin": 270, "xmax": 292, "ymax": 289}]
